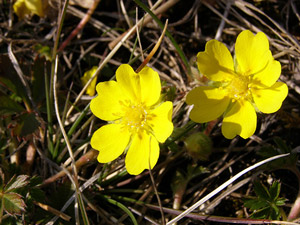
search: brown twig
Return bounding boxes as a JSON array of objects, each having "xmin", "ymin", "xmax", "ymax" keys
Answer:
[
  {"xmin": 57, "ymin": 0, "xmax": 102, "ymax": 52},
  {"xmin": 42, "ymin": 149, "xmax": 98, "ymax": 186}
]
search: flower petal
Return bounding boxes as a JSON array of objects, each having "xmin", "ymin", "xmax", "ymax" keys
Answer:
[
  {"xmin": 13, "ymin": 0, "xmax": 31, "ymax": 19},
  {"xmin": 186, "ymin": 86, "xmax": 230, "ymax": 123},
  {"xmin": 116, "ymin": 64, "xmax": 140, "ymax": 102},
  {"xmin": 235, "ymin": 30, "xmax": 271, "ymax": 76},
  {"xmin": 81, "ymin": 66, "xmax": 98, "ymax": 96},
  {"xmin": 90, "ymin": 81, "xmax": 125, "ymax": 121},
  {"xmin": 222, "ymin": 100, "xmax": 257, "ymax": 139},
  {"xmin": 25, "ymin": 0, "xmax": 45, "ymax": 17},
  {"xmin": 252, "ymin": 82, "xmax": 288, "ymax": 113},
  {"xmin": 197, "ymin": 39, "xmax": 234, "ymax": 81},
  {"xmin": 91, "ymin": 124, "xmax": 131, "ymax": 163},
  {"xmin": 139, "ymin": 66, "xmax": 161, "ymax": 106},
  {"xmin": 252, "ymin": 58, "xmax": 281, "ymax": 87},
  {"xmin": 125, "ymin": 132, "xmax": 159, "ymax": 175},
  {"xmin": 149, "ymin": 101, "xmax": 173, "ymax": 143}
]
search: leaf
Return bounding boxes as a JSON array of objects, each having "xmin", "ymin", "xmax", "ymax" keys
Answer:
[
  {"xmin": 0, "ymin": 77, "xmax": 19, "ymax": 95},
  {"xmin": 253, "ymin": 182, "xmax": 270, "ymax": 200},
  {"xmin": 244, "ymin": 180, "xmax": 286, "ymax": 220},
  {"xmin": 5, "ymin": 175, "xmax": 29, "ymax": 192},
  {"xmin": 34, "ymin": 44, "xmax": 52, "ymax": 61},
  {"xmin": 251, "ymin": 207, "xmax": 270, "ymax": 219},
  {"xmin": 257, "ymin": 137, "xmax": 297, "ymax": 170},
  {"xmin": 269, "ymin": 181, "xmax": 280, "ymax": 200},
  {"xmin": 13, "ymin": 113, "xmax": 40, "ymax": 138},
  {"xmin": 0, "ymin": 55, "xmax": 28, "ymax": 102},
  {"xmin": 0, "ymin": 95, "xmax": 25, "ymax": 115},
  {"xmin": 2, "ymin": 192, "xmax": 26, "ymax": 215},
  {"xmin": 244, "ymin": 199, "xmax": 268, "ymax": 210},
  {"xmin": 275, "ymin": 198, "xmax": 286, "ymax": 206}
]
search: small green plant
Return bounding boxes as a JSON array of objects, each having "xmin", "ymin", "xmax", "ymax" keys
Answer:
[
  {"xmin": 0, "ymin": 175, "xmax": 29, "ymax": 222},
  {"xmin": 243, "ymin": 181, "xmax": 286, "ymax": 220}
]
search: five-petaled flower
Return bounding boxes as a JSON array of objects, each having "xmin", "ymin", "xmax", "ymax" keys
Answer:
[
  {"xmin": 90, "ymin": 64, "xmax": 173, "ymax": 175},
  {"xmin": 186, "ymin": 30, "xmax": 288, "ymax": 139}
]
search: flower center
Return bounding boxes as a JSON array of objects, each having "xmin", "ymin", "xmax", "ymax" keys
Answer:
[
  {"xmin": 122, "ymin": 102, "xmax": 149, "ymax": 133},
  {"xmin": 226, "ymin": 75, "xmax": 251, "ymax": 100}
]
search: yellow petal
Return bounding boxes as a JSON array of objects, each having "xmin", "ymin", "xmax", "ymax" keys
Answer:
[
  {"xmin": 186, "ymin": 86, "xmax": 230, "ymax": 123},
  {"xmin": 222, "ymin": 100, "xmax": 257, "ymax": 139},
  {"xmin": 197, "ymin": 39, "xmax": 234, "ymax": 81},
  {"xmin": 125, "ymin": 132, "xmax": 159, "ymax": 175},
  {"xmin": 252, "ymin": 59, "xmax": 281, "ymax": 87},
  {"xmin": 25, "ymin": 0, "xmax": 45, "ymax": 17},
  {"xmin": 81, "ymin": 66, "xmax": 98, "ymax": 96},
  {"xmin": 235, "ymin": 30, "xmax": 271, "ymax": 76},
  {"xmin": 90, "ymin": 81, "xmax": 126, "ymax": 121},
  {"xmin": 116, "ymin": 64, "xmax": 140, "ymax": 102},
  {"xmin": 13, "ymin": 0, "xmax": 31, "ymax": 19},
  {"xmin": 252, "ymin": 82, "xmax": 288, "ymax": 113},
  {"xmin": 91, "ymin": 124, "xmax": 131, "ymax": 163},
  {"xmin": 139, "ymin": 66, "xmax": 161, "ymax": 106},
  {"xmin": 149, "ymin": 101, "xmax": 173, "ymax": 143}
]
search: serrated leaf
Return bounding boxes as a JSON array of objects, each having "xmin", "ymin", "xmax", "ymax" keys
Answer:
[
  {"xmin": 269, "ymin": 181, "xmax": 280, "ymax": 200},
  {"xmin": 5, "ymin": 175, "xmax": 29, "ymax": 192},
  {"xmin": 275, "ymin": 198, "xmax": 286, "ymax": 206},
  {"xmin": 3, "ymin": 192, "xmax": 25, "ymax": 215},
  {"xmin": 244, "ymin": 199, "xmax": 268, "ymax": 210},
  {"xmin": 270, "ymin": 205, "xmax": 280, "ymax": 220},
  {"xmin": 253, "ymin": 182, "xmax": 270, "ymax": 200},
  {"xmin": 0, "ymin": 95, "xmax": 24, "ymax": 115}
]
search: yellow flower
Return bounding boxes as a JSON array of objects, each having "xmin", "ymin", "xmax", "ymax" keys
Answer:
[
  {"xmin": 186, "ymin": 30, "xmax": 288, "ymax": 139},
  {"xmin": 81, "ymin": 66, "xmax": 98, "ymax": 96},
  {"xmin": 90, "ymin": 64, "xmax": 173, "ymax": 175},
  {"xmin": 13, "ymin": 0, "xmax": 47, "ymax": 19}
]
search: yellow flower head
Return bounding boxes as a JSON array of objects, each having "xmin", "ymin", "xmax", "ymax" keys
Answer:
[
  {"xmin": 186, "ymin": 30, "xmax": 288, "ymax": 139},
  {"xmin": 13, "ymin": 0, "xmax": 47, "ymax": 19},
  {"xmin": 90, "ymin": 64, "xmax": 173, "ymax": 175},
  {"xmin": 81, "ymin": 66, "xmax": 98, "ymax": 97}
]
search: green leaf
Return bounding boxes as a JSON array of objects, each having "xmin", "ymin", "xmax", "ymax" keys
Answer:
[
  {"xmin": 0, "ymin": 77, "xmax": 19, "ymax": 95},
  {"xmin": 5, "ymin": 175, "xmax": 29, "ymax": 192},
  {"xmin": 269, "ymin": 181, "xmax": 280, "ymax": 200},
  {"xmin": 257, "ymin": 137, "xmax": 297, "ymax": 169},
  {"xmin": 244, "ymin": 199, "xmax": 268, "ymax": 210},
  {"xmin": 275, "ymin": 198, "xmax": 286, "ymax": 206},
  {"xmin": 253, "ymin": 182, "xmax": 270, "ymax": 200},
  {"xmin": 2, "ymin": 192, "xmax": 26, "ymax": 215},
  {"xmin": 0, "ymin": 55, "xmax": 28, "ymax": 102},
  {"xmin": 13, "ymin": 112, "xmax": 40, "ymax": 138},
  {"xmin": 251, "ymin": 207, "xmax": 270, "ymax": 219},
  {"xmin": 0, "ymin": 95, "xmax": 24, "ymax": 115}
]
